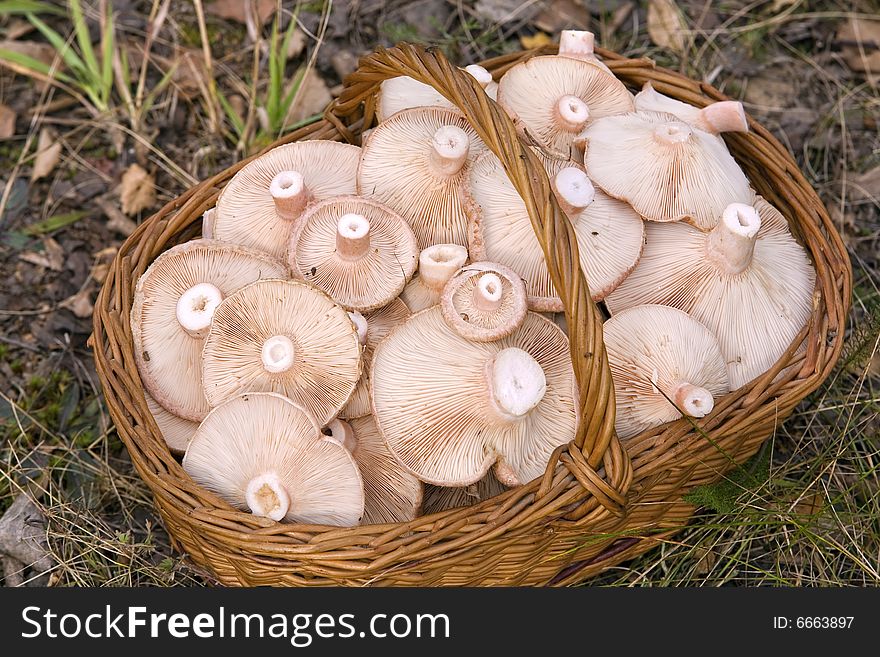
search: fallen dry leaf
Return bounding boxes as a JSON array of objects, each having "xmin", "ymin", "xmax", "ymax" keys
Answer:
[
  {"xmin": 534, "ymin": 0, "xmax": 590, "ymax": 34},
  {"xmin": 96, "ymin": 195, "xmax": 138, "ymax": 235},
  {"xmin": 837, "ymin": 17, "xmax": 880, "ymax": 78},
  {"xmin": 520, "ymin": 32, "xmax": 553, "ymax": 50},
  {"xmin": 31, "ymin": 128, "xmax": 61, "ymax": 181},
  {"xmin": 0, "ymin": 104, "xmax": 15, "ymax": 140},
  {"xmin": 62, "ymin": 286, "xmax": 94, "ymax": 319},
  {"xmin": 18, "ymin": 237, "xmax": 64, "ymax": 271},
  {"xmin": 647, "ymin": 0, "xmax": 688, "ymax": 55},
  {"xmin": 119, "ymin": 164, "xmax": 156, "ymax": 216},
  {"xmin": 90, "ymin": 246, "xmax": 119, "ymax": 284},
  {"xmin": 284, "ymin": 69, "xmax": 332, "ymax": 126},
  {"xmin": 207, "ymin": 0, "xmax": 276, "ymax": 26},
  {"xmin": 850, "ymin": 166, "xmax": 880, "ymax": 200}
]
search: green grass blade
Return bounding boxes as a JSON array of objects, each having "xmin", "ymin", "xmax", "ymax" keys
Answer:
[
  {"xmin": 0, "ymin": 0, "xmax": 64, "ymax": 14},
  {"xmin": 217, "ymin": 91, "xmax": 245, "ymax": 137},
  {"xmin": 0, "ymin": 47, "xmax": 74, "ymax": 83},
  {"xmin": 99, "ymin": 12, "xmax": 115, "ymax": 109},
  {"xmin": 27, "ymin": 13, "xmax": 87, "ymax": 78},
  {"xmin": 68, "ymin": 0, "xmax": 100, "ymax": 79},
  {"xmin": 24, "ymin": 211, "xmax": 89, "ymax": 236}
]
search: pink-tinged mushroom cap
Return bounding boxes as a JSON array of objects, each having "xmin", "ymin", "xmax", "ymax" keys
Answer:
[
  {"xmin": 288, "ymin": 196, "xmax": 418, "ymax": 311},
  {"xmin": 324, "ymin": 416, "xmax": 422, "ymax": 524},
  {"xmin": 440, "ymin": 261, "xmax": 528, "ymax": 341},
  {"xmin": 183, "ymin": 393, "xmax": 364, "ymax": 526},
  {"xmin": 605, "ymin": 197, "xmax": 816, "ymax": 389},
  {"xmin": 400, "ymin": 243, "xmax": 469, "ymax": 312},
  {"xmin": 371, "ymin": 308, "xmax": 578, "ymax": 487},
  {"xmin": 131, "ymin": 239, "xmax": 288, "ymax": 421},
  {"xmin": 145, "ymin": 392, "xmax": 198, "ymax": 455},
  {"xmin": 603, "ymin": 305, "xmax": 730, "ymax": 439},
  {"xmin": 377, "ymin": 65, "xmax": 498, "ymax": 122},
  {"xmin": 580, "ymin": 110, "xmax": 754, "ymax": 230},
  {"xmin": 422, "ymin": 471, "xmax": 507, "ymax": 515},
  {"xmin": 635, "ymin": 82, "xmax": 749, "ymax": 134},
  {"xmin": 213, "ymin": 140, "xmax": 361, "ymax": 260},
  {"xmin": 357, "ymin": 106, "xmax": 488, "ymax": 249},
  {"xmin": 201, "ymin": 279, "xmax": 362, "ymax": 425}
]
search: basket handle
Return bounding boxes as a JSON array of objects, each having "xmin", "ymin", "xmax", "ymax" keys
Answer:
[{"xmin": 330, "ymin": 43, "xmax": 626, "ymax": 507}]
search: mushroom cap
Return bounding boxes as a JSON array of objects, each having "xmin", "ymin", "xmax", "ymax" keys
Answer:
[
  {"xmin": 183, "ymin": 393, "xmax": 364, "ymax": 526},
  {"xmin": 422, "ymin": 471, "xmax": 507, "ymax": 515},
  {"xmin": 634, "ymin": 82, "xmax": 748, "ymax": 134},
  {"xmin": 213, "ymin": 140, "xmax": 361, "ymax": 259},
  {"xmin": 399, "ymin": 243, "xmax": 470, "ymax": 313},
  {"xmin": 201, "ymin": 279, "xmax": 362, "ymax": 425},
  {"xmin": 377, "ymin": 65, "xmax": 497, "ymax": 122},
  {"xmin": 466, "ymin": 152, "xmax": 645, "ymax": 311},
  {"xmin": 496, "ymin": 55, "xmax": 633, "ymax": 156},
  {"xmin": 605, "ymin": 197, "xmax": 816, "ymax": 389},
  {"xmin": 603, "ymin": 305, "xmax": 730, "ymax": 439},
  {"xmin": 357, "ymin": 106, "xmax": 488, "ymax": 249},
  {"xmin": 327, "ymin": 416, "xmax": 423, "ymax": 524},
  {"xmin": 340, "ymin": 298, "xmax": 411, "ymax": 420},
  {"xmin": 145, "ymin": 392, "xmax": 198, "ymax": 455},
  {"xmin": 371, "ymin": 308, "xmax": 578, "ymax": 487},
  {"xmin": 580, "ymin": 110, "xmax": 754, "ymax": 229},
  {"xmin": 131, "ymin": 239, "xmax": 288, "ymax": 421},
  {"xmin": 440, "ymin": 261, "xmax": 528, "ymax": 341},
  {"xmin": 289, "ymin": 196, "xmax": 419, "ymax": 311}
]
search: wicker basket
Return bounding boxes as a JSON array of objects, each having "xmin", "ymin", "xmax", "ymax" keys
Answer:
[{"xmin": 91, "ymin": 43, "xmax": 851, "ymax": 586}]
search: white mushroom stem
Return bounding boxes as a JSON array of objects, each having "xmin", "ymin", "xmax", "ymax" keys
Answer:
[
  {"xmin": 669, "ymin": 381, "xmax": 715, "ymax": 418},
  {"xmin": 653, "ymin": 121, "xmax": 693, "ymax": 145},
  {"xmin": 261, "ymin": 335, "xmax": 296, "ymax": 373},
  {"xmin": 322, "ymin": 418, "xmax": 358, "ymax": 453},
  {"xmin": 559, "ymin": 30, "xmax": 595, "ymax": 59},
  {"xmin": 418, "ymin": 244, "xmax": 469, "ymax": 291},
  {"xmin": 245, "ymin": 473, "xmax": 290, "ymax": 521},
  {"xmin": 335, "ymin": 213, "xmax": 371, "ymax": 260},
  {"xmin": 348, "ymin": 311, "xmax": 368, "ymax": 345},
  {"xmin": 201, "ymin": 207, "xmax": 215, "ymax": 239},
  {"xmin": 270, "ymin": 170, "xmax": 311, "ymax": 221},
  {"xmin": 175, "ymin": 283, "xmax": 223, "ymax": 338},
  {"xmin": 486, "ymin": 347, "xmax": 547, "ymax": 422},
  {"xmin": 696, "ymin": 101, "xmax": 749, "ymax": 134},
  {"xmin": 464, "ymin": 64, "xmax": 494, "ymax": 90},
  {"xmin": 429, "ymin": 125, "xmax": 470, "ymax": 176},
  {"xmin": 474, "ymin": 273, "xmax": 504, "ymax": 311},
  {"xmin": 706, "ymin": 203, "xmax": 761, "ymax": 274},
  {"xmin": 552, "ymin": 167, "xmax": 595, "ymax": 217},
  {"xmin": 555, "ymin": 95, "xmax": 590, "ymax": 133}
]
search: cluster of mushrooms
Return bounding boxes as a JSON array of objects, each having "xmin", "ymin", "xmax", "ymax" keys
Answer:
[{"xmin": 131, "ymin": 30, "xmax": 815, "ymax": 527}]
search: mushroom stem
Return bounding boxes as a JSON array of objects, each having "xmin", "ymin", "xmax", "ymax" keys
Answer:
[
  {"xmin": 706, "ymin": 203, "xmax": 761, "ymax": 274},
  {"xmin": 261, "ymin": 335, "xmax": 296, "ymax": 373},
  {"xmin": 653, "ymin": 121, "xmax": 693, "ymax": 145},
  {"xmin": 558, "ymin": 30, "xmax": 595, "ymax": 59},
  {"xmin": 270, "ymin": 171, "xmax": 311, "ymax": 221},
  {"xmin": 485, "ymin": 347, "xmax": 547, "ymax": 422},
  {"xmin": 348, "ymin": 311, "xmax": 368, "ymax": 345},
  {"xmin": 335, "ymin": 213, "xmax": 371, "ymax": 260},
  {"xmin": 323, "ymin": 418, "xmax": 358, "ymax": 453},
  {"xmin": 429, "ymin": 125, "xmax": 470, "ymax": 176},
  {"xmin": 554, "ymin": 95, "xmax": 590, "ymax": 133},
  {"xmin": 669, "ymin": 381, "xmax": 715, "ymax": 418},
  {"xmin": 552, "ymin": 167, "xmax": 595, "ymax": 217},
  {"xmin": 418, "ymin": 244, "xmax": 469, "ymax": 292},
  {"xmin": 696, "ymin": 101, "xmax": 749, "ymax": 134},
  {"xmin": 245, "ymin": 473, "xmax": 290, "ymax": 521},
  {"xmin": 176, "ymin": 283, "xmax": 223, "ymax": 338},
  {"xmin": 464, "ymin": 64, "xmax": 493, "ymax": 90},
  {"xmin": 473, "ymin": 273, "xmax": 504, "ymax": 311}
]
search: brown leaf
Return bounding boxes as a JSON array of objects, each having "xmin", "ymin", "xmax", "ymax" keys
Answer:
[
  {"xmin": 284, "ymin": 69, "xmax": 332, "ymax": 125},
  {"xmin": 837, "ymin": 17, "xmax": 880, "ymax": 79},
  {"xmin": 96, "ymin": 195, "xmax": 137, "ymax": 235},
  {"xmin": 647, "ymin": 0, "xmax": 687, "ymax": 54},
  {"xmin": 534, "ymin": 0, "xmax": 590, "ymax": 34},
  {"xmin": 31, "ymin": 127, "xmax": 61, "ymax": 181},
  {"xmin": 0, "ymin": 104, "xmax": 15, "ymax": 140},
  {"xmin": 206, "ymin": 0, "xmax": 276, "ymax": 26},
  {"xmin": 850, "ymin": 166, "xmax": 880, "ymax": 200},
  {"xmin": 62, "ymin": 286, "xmax": 94, "ymax": 319},
  {"xmin": 0, "ymin": 39, "xmax": 58, "ymax": 67},
  {"xmin": 519, "ymin": 32, "xmax": 554, "ymax": 50},
  {"xmin": 119, "ymin": 164, "xmax": 156, "ymax": 216},
  {"xmin": 90, "ymin": 246, "xmax": 119, "ymax": 284},
  {"xmin": 18, "ymin": 237, "xmax": 64, "ymax": 271}
]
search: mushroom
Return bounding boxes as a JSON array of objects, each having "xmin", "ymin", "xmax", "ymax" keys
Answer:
[
  {"xmin": 340, "ymin": 298, "xmax": 411, "ymax": 420},
  {"xmin": 440, "ymin": 261, "xmax": 528, "ymax": 341},
  {"xmin": 634, "ymin": 82, "xmax": 749, "ymax": 134},
  {"xmin": 371, "ymin": 308, "xmax": 579, "ymax": 487},
  {"xmin": 603, "ymin": 305, "xmax": 730, "ymax": 439},
  {"xmin": 212, "ymin": 140, "xmax": 361, "ymax": 260},
  {"xmin": 357, "ymin": 106, "xmax": 488, "ymax": 249},
  {"xmin": 324, "ymin": 416, "xmax": 422, "ymax": 524},
  {"xmin": 183, "ymin": 392, "xmax": 364, "ymax": 526},
  {"xmin": 557, "ymin": 29, "xmax": 612, "ymax": 73},
  {"xmin": 400, "ymin": 243, "xmax": 469, "ymax": 312},
  {"xmin": 131, "ymin": 239, "xmax": 288, "ymax": 421},
  {"xmin": 579, "ymin": 110, "xmax": 754, "ymax": 230},
  {"xmin": 376, "ymin": 64, "xmax": 497, "ymax": 122},
  {"xmin": 496, "ymin": 53, "xmax": 633, "ymax": 157},
  {"xmin": 422, "ymin": 472, "xmax": 507, "ymax": 515},
  {"xmin": 605, "ymin": 198, "xmax": 816, "ymax": 389},
  {"xmin": 201, "ymin": 279, "xmax": 362, "ymax": 425},
  {"xmin": 145, "ymin": 393, "xmax": 198, "ymax": 455},
  {"xmin": 467, "ymin": 151, "xmax": 645, "ymax": 311}
]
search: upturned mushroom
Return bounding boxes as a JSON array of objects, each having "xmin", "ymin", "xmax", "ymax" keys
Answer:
[
  {"xmin": 357, "ymin": 106, "xmax": 488, "ymax": 249},
  {"xmin": 440, "ymin": 262, "xmax": 528, "ymax": 341},
  {"xmin": 371, "ymin": 308, "xmax": 579, "ymax": 487},
  {"xmin": 145, "ymin": 393, "xmax": 198, "ymax": 455},
  {"xmin": 201, "ymin": 279, "xmax": 362, "ymax": 425},
  {"xmin": 131, "ymin": 239, "xmax": 287, "ymax": 421},
  {"xmin": 400, "ymin": 243, "xmax": 469, "ymax": 312},
  {"xmin": 603, "ymin": 305, "xmax": 730, "ymax": 439},
  {"xmin": 212, "ymin": 140, "xmax": 361, "ymax": 260},
  {"xmin": 376, "ymin": 64, "xmax": 497, "ymax": 122},
  {"xmin": 422, "ymin": 472, "xmax": 506, "ymax": 515},
  {"xmin": 634, "ymin": 82, "xmax": 749, "ymax": 134},
  {"xmin": 323, "ymin": 416, "xmax": 422, "ymax": 524},
  {"xmin": 288, "ymin": 196, "xmax": 419, "ymax": 311},
  {"xmin": 605, "ymin": 198, "xmax": 816, "ymax": 389},
  {"xmin": 183, "ymin": 393, "xmax": 364, "ymax": 526}
]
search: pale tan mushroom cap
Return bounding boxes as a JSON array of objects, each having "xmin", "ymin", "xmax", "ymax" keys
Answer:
[
  {"xmin": 604, "ymin": 305, "xmax": 729, "ymax": 439},
  {"xmin": 340, "ymin": 298, "xmax": 411, "ymax": 420},
  {"xmin": 440, "ymin": 262, "xmax": 528, "ymax": 341},
  {"xmin": 289, "ymin": 196, "xmax": 418, "ymax": 311},
  {"xmin": 496, "ymin": 55, "xmax": 633, "ymax": 156},
  {"xmin": 467, "ymin": 152, "xmax": 644, "ymax": 311},
  {"xmin": 145, "ymin": 392, "xmax": 198, "ymax": 455},
  {"xmin": 422, "ymin": 471, "xmax": 506, "ymax": 515},
  {"xmin": 400, "ymin": 243, "xmax": 469, "ymax": 312},
  {"xmin": 605, "ymin": 197, "xmax": 816, "ymax": 389},
  {"xmin": 213, "ymin": 140, "xmax": 361, "ymax": 259},
  {"xmin": 635, "ymin": 82, "xmax": 749, "ymax": 134},
  {"xmin": 183, "ymin": 393, "xmax": 364, "ymax": 526},
  {"xmin": 357, "ymin": 106, "xmax": 488, "ymax": 249},
  {"xmin": 377, "ymin": 66, "xmax": 497, "ymax": 122},
  {"xmin": 371, "ymin": 308, "xmax": 578, "ymax": 487},
  {"xmin": 581, "ymin": 111, "xmax": 754, "ymax": 229},
  {"xmin": 131, "ymin": 240, "xmax": 287, "ymax": 421},
  {"xmin": 201, "ymin": 279, "xmax": 361, "ymax": 425}
]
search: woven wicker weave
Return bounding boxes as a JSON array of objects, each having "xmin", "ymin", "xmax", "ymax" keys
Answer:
[{"xmin": 91, "ymin": 43, "xmax": 851, "ymax": 586}]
